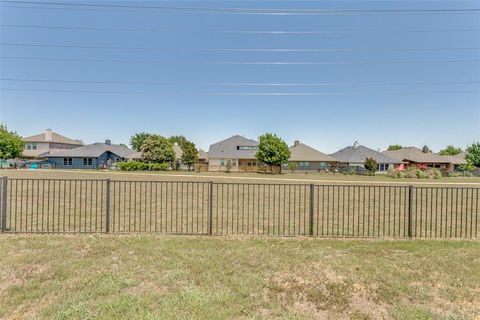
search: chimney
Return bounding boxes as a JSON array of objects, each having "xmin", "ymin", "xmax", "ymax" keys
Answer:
[
  {"xmin": 294, "ymin": 140, "xmax": 300, "ymax": 146},
  {"xmin": 105, "ymin": 139, "xmax": 111, "ymax": 145},
  {"xmin": 353, "ymin": 141, "xmax": 359, "ymax": 148},
  {"xmin": 45, "ymin": 129, "xmax": 52, "ymax": 142}
]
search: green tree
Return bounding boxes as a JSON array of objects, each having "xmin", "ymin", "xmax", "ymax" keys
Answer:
[
  {"xmin": 438, "ymin": 145, "xmax": 463, "ymax": 156},
  {"xmin": 180, "ymin": 141, "xmax": 198, "ymax": 171},
  {"xmin": 255, "ymin": 133, "xmax": 290, "ymax": 173},
  {"xmin": 0, "ymin": 124, "xmax": 24, "ymax": 159},
  {"xmin": 465, "ymin": 142, "xmax": 480, "ymax": 167},
  {"xmin": 130, "ymin": 132, "xmax": 152, "ymax": 151},
  {"xmin": 387, "ymin": 144, "xmax": 403, "ymax": 151},
  {"xmin": 140, "ymin": 135, "xmax": 175, "ymax": 165},
  {"xmin": 288, "ymin": 162, "xmax": 298, "ymax": 172},
  {"xmin": 364, "ymin": 157, "xmax": 378, "ymax": 176},
  {"xmin": 169, "ymin": 135, "xmax": 188, "ymax": 147}
]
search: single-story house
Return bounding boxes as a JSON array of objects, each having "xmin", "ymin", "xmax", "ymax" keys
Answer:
[
  {"xmin": 284, "ymin": 140, "xmax": 338, "ymax": 171},
  {"xmin": 444, "ymin": 152, "xmax": 468, "ymax": 171},
  {"xmin": 331, "ymin": 141, "xmax": 402, "ymax": 172},
  {"xmin": 382, "ymin": 147, "xmax": 465, "ymax": 172},
  {"xmin": 208, "ymin": 135, "xmax": 259, "ymax": 172},
  {"xmin": 22, "ymin": 129, "xmax": 83, "ymax": 159},
  {"xmin": 46, "ymin": 140, "xmax": 137, "ymax": 169}
]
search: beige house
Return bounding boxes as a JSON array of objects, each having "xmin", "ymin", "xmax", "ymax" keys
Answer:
[
  {"xmin": 22, "ymin": 129, "xmax": 83, "ymax": 159},
  {"xmin": 285, "ymin": 141, "xmax": 338, "ymax": 171},
  {"xmin": 207, "ymin": 135, "xmax": 259, "ymax": 172}
]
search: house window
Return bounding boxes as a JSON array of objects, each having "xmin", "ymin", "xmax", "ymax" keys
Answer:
[
  {"xmin": 237, "ymin": 146, "xmax": 258, "ymax": 150},
  {"xmin": 63, "ymin": 158, "xmax": 73, "ymax": 166},
  {"xmin": 220, "ymin": 160, "xmax": 225, "ymax": 166},
  {"xmin": 377, "ymin": 163, "xmax": 389, "ymax": 171},
  {"xmin": 83, "ymin": 158, "xmax": 93, "ymax": 166},
  {"xmin": 299, "ymin": 162, "xmax": 310, "ymax": 167},
  {"xmin": 25, "ymin": 143, "xmax": 37, "ymax": 150}
]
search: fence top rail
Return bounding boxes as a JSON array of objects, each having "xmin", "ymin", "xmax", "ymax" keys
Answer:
[{"xmin": 2, "ymin": 177, "xmax": 480, "ymax": 189}]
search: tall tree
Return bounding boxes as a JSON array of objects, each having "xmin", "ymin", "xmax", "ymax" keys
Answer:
[
  {"xmin": 180, "ymin": 141, "xmax": 198, "ymax": 171},
  {"xmin": 364, "ymin": 157, "xmax": 378, "ymax": 176},
  {"xmin": 140, "ymin": 135, "xmax": 175, "ymax": 165},
  {"xmin": 0, "ymin": 124, "xmax": 24, "ymax": 159},
  {"xmin": 465, "ymin": 142, "xmax": 480, "ymax": 167},
  {"xmin": 130, "ymin": 132, "xmax": 152, "ymax": 151},
  {"xmin": 387, "ymin": 144, "xmax": 403, "ymax": 151},
  {"xmin": 438, "ymin": 145, "xmax": 463, "ymax": 156},
  {"xmin": 169, "ymin": 135, "xmax": 188, "ymax": 146},
  {"xmin": 255, "ymin": 133, "xmax": 290, "ymax": 173}
]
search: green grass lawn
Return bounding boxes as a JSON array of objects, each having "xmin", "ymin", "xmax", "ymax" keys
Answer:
[{"xmin": 1, "ymin": 236, "xmax": 479, "ymax": 319}]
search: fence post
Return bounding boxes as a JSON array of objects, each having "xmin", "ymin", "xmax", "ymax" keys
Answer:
[
  {"xmin": 209, "ymin": 181, "xmax": 213, "ymax": 235},
  {"xmin": 408, "ymin": 185, "xmax": 413, "ymax": 238},
  {"xmin": 105, "ymin": 179, "xmax": 111, "ymax": 233},
  {"xmin": 1, "ymin": 177, "xmax": 7, "ymax": 232},
  {"xmin": 309, "ymin": 184, "xmax": 314, "ymax": 236}
]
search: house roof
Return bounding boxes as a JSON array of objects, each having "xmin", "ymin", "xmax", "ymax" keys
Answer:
[
  {"xmin": 331, "ymin": 144, "xmax": 402, "ymax": 164},
  {"xmin": 208, "ymin": 135, "xmax": 258, "ymax": 159},
  {"xmin": 47, "ymin": 143, "xmax": 137, "ymax": 158},
  {"xmin": 21, "ymin": 149, "xmax": 50, "ymax": 158},
  {"xmin": 289, "ymin": 142, "xmax": 338, "ymax": 162},
  {"xmin": 24, "ymin": 131, "xmax": 83, "ymax": 146},
  {"xmin": 443, "ymin": 152, "xmax": 468, "ymax": 165},
  {"xmin": 382, "ymin": 147, "xmax": 459, "ymax": 164}
]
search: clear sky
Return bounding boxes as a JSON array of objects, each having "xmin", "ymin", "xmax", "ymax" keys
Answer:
[{"xmin": 0, "ymin": 0, "xmax": 479, "ymax": 153}]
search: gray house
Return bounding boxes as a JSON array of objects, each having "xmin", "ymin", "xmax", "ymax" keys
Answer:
[
  {"xmin": 331, "ymin": 141, "xmax": 402, "ymax": 172},
  {"xmin": 47, "ymin": 140, "xmax": 137, "ymax": 169},
  {"xmin": 285, "ymin": 141, "xmax": 338, "ymax": 171},
  {"xmin": 208, "ymin": 135, "xmax": 259, "ymax": 172}
]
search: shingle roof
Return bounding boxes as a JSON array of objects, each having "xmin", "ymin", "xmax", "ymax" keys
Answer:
[
  {"xmin": 208, "ymin": 135, "xmax": 258, "ymax": 159},
  {"xmin": 21, "ymin": 149, "xmax": 50, "ymax": 158},
  {"xmin": 382, "ymin": 147, "xmax": 459, "ymax": 164},
  {"xmin": 47, "ymin": 143, "xmax": 137, "ymax": 158},
  {"xmin": 24, "ymin": 131, "xmax": 83, "ymax": 146},
  {"xmin": 289, "ymin": 142, "xmax": 338, "ymax": 162},
  {"xmin": 331, "ymin": 144, "xmax": 402, "ymax": 164},
  {"xmin": 446, "ymin": 152, "xmax": 467, "ymax": 165}
]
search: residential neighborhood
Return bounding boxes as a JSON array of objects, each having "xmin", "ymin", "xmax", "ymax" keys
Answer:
[{"xmin": 3, "ymin": 128, "xmax": 477, "ymax": 176}]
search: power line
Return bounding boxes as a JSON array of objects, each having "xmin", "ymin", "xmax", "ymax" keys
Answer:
[
  {"xmin": 2, "ymin": 1, "xmax": 480, "ymax": 15},
  {"xmin": 2, "ymin": 78, "xmax": 480, "ymax": 87},
  {"xmin": 1, "ymin": 87, "xmax": 478, "ymax": 96},
  {"xmin": 3, "ymin": 24, "xmax": 480, "ymax": 34},
  {"xmin": 3, "ymin": 42, "xmax": 480, "ymax": 53},
  {"xmin": 3, "ymin": 56, "xmax": 480, "ymax": 65}
]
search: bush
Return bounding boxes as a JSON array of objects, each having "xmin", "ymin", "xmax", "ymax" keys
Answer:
[
  {"xmin": 387, "ymin": 167, "xmax": 442, "ymax": 179},
  {"xmin": 118, "ymin": 161, "xmax": 170, "ymax": 171}
]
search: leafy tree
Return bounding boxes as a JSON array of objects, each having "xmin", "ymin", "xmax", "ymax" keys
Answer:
[
  {"xmin": 169, "ymin": 135, "xmax": 188, "ymax": 147},
  {"xmin": 255, "ymin": 133, "xmax": 290, "ymax": 173},
  {"xmin": 0, "ymin": 124, "xmax": 24, "ymax": 159},
  {"xmin": 438, "ymin": 145, "xmax": 463, "ymax": 156},
  {"xmin": 180, "ymin": 141, "xmax": 198, "ymax": 171},
  {"xmin": 387, "ymin": 144, "xmax": 403, "ymax": 151},
  {"xmin": 364, "ymin": 157, "xmax": 378, "ymax": 176},
  {"xmin": 465, "ymin": 142, "xmax": 480, "ymax": 167},
  {"xmin": 140, "ymin": 135, "xmax": 175, "ymax": 165},
  {"xmin": 130, "ymin": 132, "xmax": 152, "ymax": 151}
]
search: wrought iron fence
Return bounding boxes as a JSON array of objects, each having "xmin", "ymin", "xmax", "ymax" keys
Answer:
[{"xmin": 0, "ymin": 177, "xmax": 478, "ymax": 238}]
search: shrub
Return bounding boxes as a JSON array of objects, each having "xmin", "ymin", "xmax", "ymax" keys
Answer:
[
  {"xmin": 148, "ymin": 162, "xmax": 170, "ymax": 171},
  {"xmin": 364, "ymin": 157, "xmax": 378, "ymax": 176},
  {"xmin": 118, "ymin": 161, "xmax": 170, "ymax": 171}
]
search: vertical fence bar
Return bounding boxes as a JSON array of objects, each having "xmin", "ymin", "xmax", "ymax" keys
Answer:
[
  {"xmin": 209, "ymin": 181, "xmax": 213, "ymax": 235},
  {"xmin": 105, "ymin": 179, "xmax": 111, "ymax": 233},
  {"xmin": 309, "ymin": 184, "xmax": 314, "ymax": 236},
  {"xmin": 408, "ymin": 185, "xmax": 413, "ymax": 238},
  {"xmin": 1, "ymin": 177, "xmax": 7, "ymax": 232}
]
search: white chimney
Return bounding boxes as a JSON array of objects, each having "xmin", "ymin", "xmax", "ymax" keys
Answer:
[
  {"xmin": 294, "ymin": 140, "xmax": 300, "ymax": 146},
  {"xmin": 45, "ymin": 129, "xmax": 52, "ymax": 142}
]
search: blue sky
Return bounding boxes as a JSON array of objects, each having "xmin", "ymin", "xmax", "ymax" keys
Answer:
[{"xmin": 0, "ymin": 0, "xmax": 479, "ymax": 153}]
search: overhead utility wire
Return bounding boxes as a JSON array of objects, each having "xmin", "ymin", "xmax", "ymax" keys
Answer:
[
  {"xmin": 2, "ymin": 56, "xmax": 480, "ymax": 65},
  {"xmin": 2, "ymin": 1, "xmax": 480, "ymax": 15},
  {"xmin": 2, "ymin": 42, "xmax": 480, "ymax": 53},
  {"xmin": 2, "ymin": 24, "xmax": 480, "ymax": 34}
]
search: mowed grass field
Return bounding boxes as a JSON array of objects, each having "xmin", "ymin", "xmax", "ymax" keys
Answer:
[{"xmin": 0, "ymin": 236, "xmax": 479, "ymax": 320}]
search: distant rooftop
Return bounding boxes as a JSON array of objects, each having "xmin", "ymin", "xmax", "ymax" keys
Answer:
[{"xmin": 23, "ymin": 129, "xmax": 83, "ymax": 146}]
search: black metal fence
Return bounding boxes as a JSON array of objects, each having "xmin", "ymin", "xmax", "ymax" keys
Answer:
[{"xmin": 0, "ymin": 177, "xmax": 478, "ymax": 238}]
